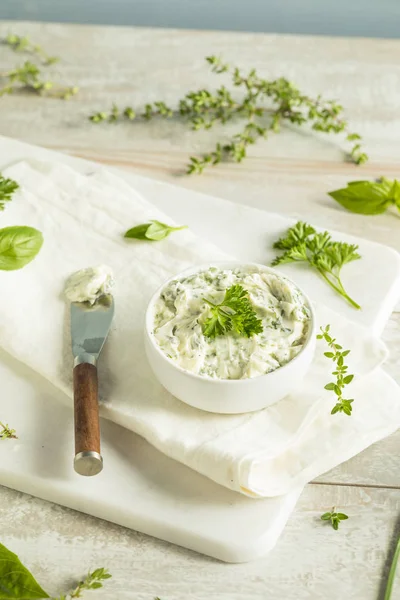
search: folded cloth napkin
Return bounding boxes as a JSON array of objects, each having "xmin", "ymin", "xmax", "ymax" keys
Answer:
[{"xmin": 1, "ymin": 160, "xmax": 400, "ymax": 498}]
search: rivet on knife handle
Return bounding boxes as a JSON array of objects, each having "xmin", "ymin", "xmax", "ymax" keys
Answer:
[{"xmin": 73, "ymin": 362, "xmax": 103, "ymax": 476}]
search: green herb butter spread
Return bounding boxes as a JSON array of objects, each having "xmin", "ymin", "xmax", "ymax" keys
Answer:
[
  {"xmin": 65, "ymin": 265, "xmax": 114, "ymax": 305},
  {"xmin": 152, "ymin": 266, "xmax": 311, "ymax": 379}
]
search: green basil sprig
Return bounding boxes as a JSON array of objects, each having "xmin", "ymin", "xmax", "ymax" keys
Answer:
[
  {"xmin": 0, "ymin": 226, "xmax": 43, "ymax": 271},
  {"xmin": 328, "ymin": 177, "xmax": 400, "ymax": 215},
  {"xmin": 125, "ymin": 220, "xmax": 187, "ymax": 241}
]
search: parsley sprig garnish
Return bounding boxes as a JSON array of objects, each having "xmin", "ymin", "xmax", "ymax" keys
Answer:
[
  {"xmin": 202, "ymin": 284, "xmax": 263, "ymax": 339},
  {"xmin": 272, "ymin": 221, "xmax": 361, "ymax": 309},
  {"xmin": 318, "ymin": 325, "xmax": 354, "ymax": 415},
  {"xmin": 89, "ymin": 55, "xmax": 367, "ymax": 173},
  {"xmin": 321, "ymin": 507, "xmax": 349, "ymax": 530},
  {"xmin": 0, "ymin": 173, "xmax": 19, "ymax": 211}
]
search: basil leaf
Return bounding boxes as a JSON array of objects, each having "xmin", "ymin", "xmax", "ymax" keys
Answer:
[
  {"xmin": 124, "ymin": 223, "xmax": 151, "ymax": 240},
  {"xmin": 0, "ymin": 226, "xmax": 43, "ymax": 271},
  {"xmin": 328, "ymin": 180, "xmax": 393, "ymax": 215},
  {"xmin": 0, "ymin": 543, "xmax": 49, "ymax": 598},
  {"xmin": 390, "ymin": 179, "xmax": 400, "ymax": 212},
  {"xmin": 124, "ymin": 220, "xmax": 187, "ymax": 242},
  {"xmin": 145, "ymin": 220, "xmax": 178, "ymax": 241}
]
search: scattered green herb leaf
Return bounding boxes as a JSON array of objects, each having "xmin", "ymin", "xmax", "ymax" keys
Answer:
[
  {"xmin": 0, "ymin": 174, "xmax": 19, "ymax": 211},
  {"xmin": 0, "ymin": 225, "xmax": 44, "ymax": 271},
  {"xmin": 317, "ymin": 325, "xmax": 355, "ymax": 415},
  {"xmin": 54, "ymin": 567, "xmax": 112, "ymax": 600},
  {"xmin": 0, "ymin": 542, "xmax": 112, "ymax": 600},
  {"xmin": 4, "ymin": 33, "xmax": 59, "ymax": 65},
  {"xmin": 124, "ymin": 220, "xmax": 187, "ymax": 241},
  {"xmin": 1, "ymin": 34, "xmax": 78, "ymax": 99},
  {"xmin": 0, "ymin": 542, "xmax": 49, "ymax": 598},
  {"xmin": 0, "ymin": 422, "xmax": 17, "ymax": 439},
  {"xmin": 272, "ymin": 221, "xmax": 361, "ymax": 309},
  {"xmin": 384, "ymin": 534, "xmax": 400, "ymax": 600},
  {"xmin": 89, "ymin": 55, "xmax": 367, "ymax": 173},
  {"xmin": 202, "ymin": 284, "xmax": 263, "ymax": 339},
  {"xmin": 321, "ymin": 507, "xmax": 349, "ymax": 530},
  {"xmin": 328, "ymin": 177, "xmax": 400, "ymax": 216}
]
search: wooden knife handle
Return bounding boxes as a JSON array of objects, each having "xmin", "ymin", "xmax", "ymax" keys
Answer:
[{"xmin": 73, "ymin": 362, "xmax": 103, "ymax": 476}]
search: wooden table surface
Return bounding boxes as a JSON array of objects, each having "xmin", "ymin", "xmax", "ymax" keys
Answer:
[{"xmin": 1, "ymin": 20, "xmax": 400, "ymax": 600}]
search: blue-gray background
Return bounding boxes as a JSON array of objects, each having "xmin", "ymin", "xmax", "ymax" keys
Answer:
[{"xmin": 0, "ymin": 0, "xmax": 399, "ymax": 38}]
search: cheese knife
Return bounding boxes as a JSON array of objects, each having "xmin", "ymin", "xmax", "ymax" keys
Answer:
[{"xmin": 71, "ymin": 294, "xmax": 114, "ymax": 476}]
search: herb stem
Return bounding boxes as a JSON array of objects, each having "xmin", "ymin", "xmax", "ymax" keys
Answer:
[
  {"xmin": 384, "ymin": 535, "xmax": 400, "ymax": 600},
  {"xmin": 316, "ymin": 268, "xmax": 361, "ymax": 310}
]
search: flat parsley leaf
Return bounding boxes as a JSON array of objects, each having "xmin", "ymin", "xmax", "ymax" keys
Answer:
[
  {"xmin": 272, "ymin": 222, "xmax": 361, "ymax": 309},
  {"xmin": 202, "ymin": 284, "xmax": 263, "ymax": 339}
]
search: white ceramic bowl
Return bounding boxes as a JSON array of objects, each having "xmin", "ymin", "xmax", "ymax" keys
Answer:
[{"xmin": 144, "ymin": 262, "xmax": 316, "ymax": 414}]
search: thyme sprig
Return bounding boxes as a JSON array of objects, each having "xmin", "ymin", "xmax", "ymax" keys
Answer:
[
  {"xmin": 55, "ymin": 568, "xmax": 112, "ymax": 600},
  {"xmin": 89, "ymin": 55, "xmax": 367, "ymax": 173},
  {"xmin": 4, "ymin": 33, "xmax": 59, "ymax": 65},
  {"xmin": 318, "ymin": 325, "xmax": 355, "ymax": 415},
  {"xmin": 0, "ymin": 421, "xmax": 17, "ymax": 439},
  {"xmin": 1, "ymin": 33, "xmax": 78, "ymax": 99},
  {"xmin": 321, "ymin": 507, "xmax": 349, "ymax": 530}
]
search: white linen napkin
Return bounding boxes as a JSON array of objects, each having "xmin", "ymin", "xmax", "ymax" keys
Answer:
[{"xmin": 1, "ymin": 160, "xmax": 399, "ymax": 498}]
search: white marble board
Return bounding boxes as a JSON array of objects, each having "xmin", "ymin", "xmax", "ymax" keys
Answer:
[{"xmin": 0, "ymin": 136, "xmax": 399, "ymax": 563}]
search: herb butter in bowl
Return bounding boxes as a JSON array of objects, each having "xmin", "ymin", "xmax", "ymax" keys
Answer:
[{"xmin": 144, "ymin": 263, "xmax": 316, "ymax": 414}]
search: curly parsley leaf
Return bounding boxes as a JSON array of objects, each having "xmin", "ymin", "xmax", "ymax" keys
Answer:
[
  {"xmin": 328, "ymin": 177, "xmax": 400, "ymax": 215},
  {"xmin": 273, "ymin": 222, "xmax": 316, "ymax": 250},
  {"xmin": 124, "ymin": 220, "xmax": 187, "ymax": 241},
  {"xmin": 202, "ymin": 284, "xmax": 263, "ymax": 339},
  {"xmin": 272, "ymin": 222, "xmax": 361, "ymax": 309},
  {"xmin": 0, "ymin": 174, "xmax": 19, "ymax": 211}
]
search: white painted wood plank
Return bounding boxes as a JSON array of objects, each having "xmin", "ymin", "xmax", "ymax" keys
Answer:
[{"xmin": 1, "ymin": 483, "xmax": 399, "ymax": 600}]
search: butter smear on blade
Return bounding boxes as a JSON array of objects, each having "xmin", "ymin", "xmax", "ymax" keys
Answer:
[
  {"xmin": 152, "ymin": 266, "xmax": 311, "ymax": 380},
  {"xmin": 65, "ymin": 265, "xmax": 114, "ymax": 305}
]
